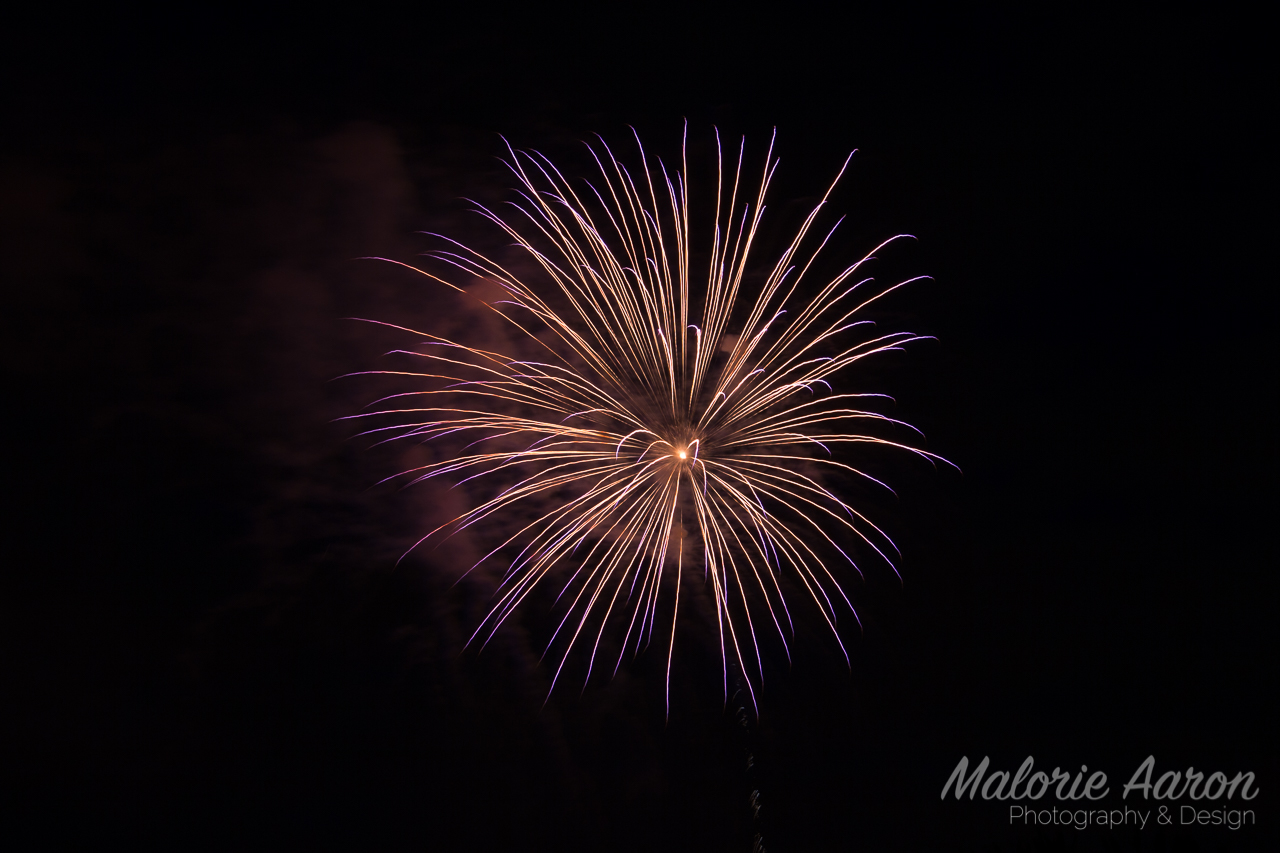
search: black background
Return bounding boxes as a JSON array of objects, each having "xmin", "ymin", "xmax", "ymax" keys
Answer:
[{"xmin": 1, "ymin": 5, "xmax": 1273, "ymax": 851}]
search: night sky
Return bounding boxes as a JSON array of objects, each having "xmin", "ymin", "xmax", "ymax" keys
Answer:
[{"xmin": 1, "ymin": 7, "xmax": 1273, "ymax": 851}]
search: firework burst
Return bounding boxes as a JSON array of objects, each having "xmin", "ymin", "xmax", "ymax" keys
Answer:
[{"xmin": 347, "ymin": 128, "xmax": 948, "ymax": 713}]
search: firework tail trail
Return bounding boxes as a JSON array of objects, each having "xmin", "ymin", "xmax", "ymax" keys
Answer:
[
  {"xmin": 734, "ymin": 676, "xmax": 768, "ymax": 853},
  {"xmin": 343, "ymin": 127, "xmax": 953, "ymax": 715}
]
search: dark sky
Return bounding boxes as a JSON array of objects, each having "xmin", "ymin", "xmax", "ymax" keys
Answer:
[{"xmin": 1, "ymin": 6, "xmax": 1273, "ymax": 852}]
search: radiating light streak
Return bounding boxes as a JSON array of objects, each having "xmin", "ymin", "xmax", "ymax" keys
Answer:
[{"xmin": 345, "ymin": 128, "xmax": 952, "ymax": 715}]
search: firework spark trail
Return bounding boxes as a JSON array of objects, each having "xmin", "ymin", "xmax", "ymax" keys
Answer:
[{"xmin": 344, "ymin": 128, "xmax": 951, "ymax": 715}]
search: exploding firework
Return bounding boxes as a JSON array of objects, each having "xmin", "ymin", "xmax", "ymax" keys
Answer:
[{"xmin": 347, "ymin": 128, "xmax": 948, "ymax": 713}]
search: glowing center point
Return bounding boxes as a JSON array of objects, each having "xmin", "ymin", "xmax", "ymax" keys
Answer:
[{"xmin": 677, "ymin": 449, "xmax": 688, "ymax": 460}]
